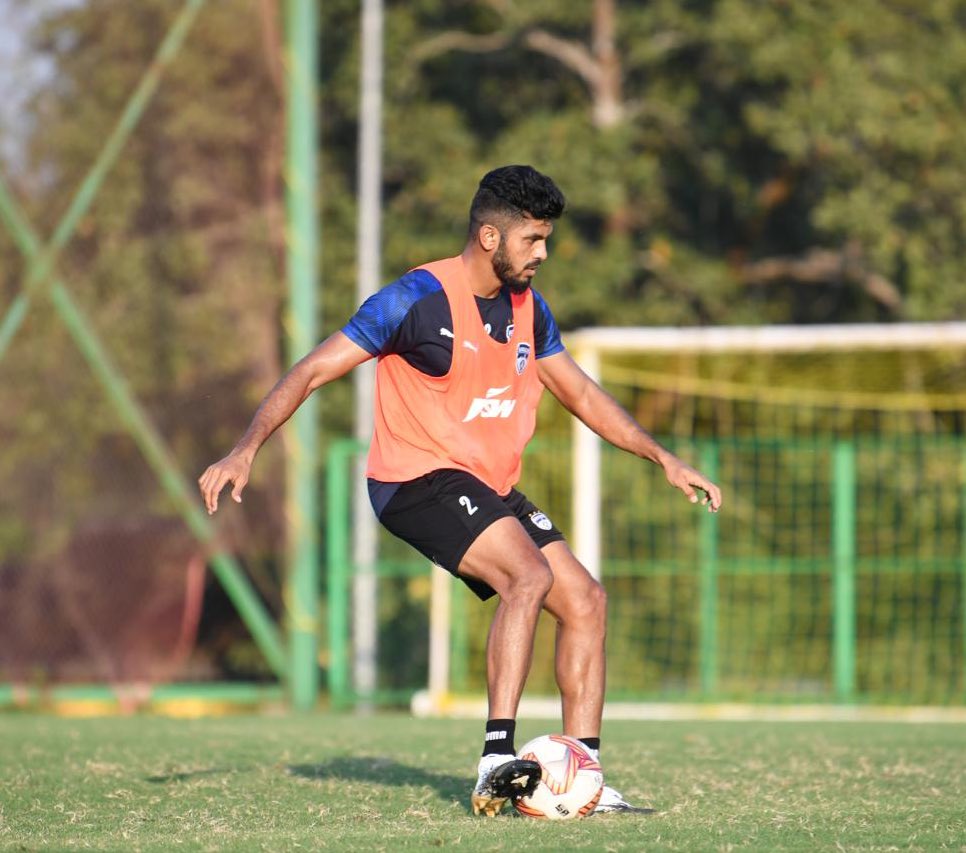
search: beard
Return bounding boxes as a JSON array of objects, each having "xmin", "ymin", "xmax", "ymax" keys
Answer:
[{"xmin": 492, "ymin": 238, "xmax": 538, "ymax": 294}]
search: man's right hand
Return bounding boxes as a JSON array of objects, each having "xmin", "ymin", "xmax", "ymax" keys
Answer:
[
  {"xmin": 198, "ymin": 451, "xmax": 252, "ymax": 515},
  {"xmin": 196, "ymin": 333, "xmax": 374, "ymax": 516}
]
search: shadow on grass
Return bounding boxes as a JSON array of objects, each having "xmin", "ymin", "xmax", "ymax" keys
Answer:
[
  {"xmin": 287, "ymin": 758, "xmax": 467, "ymax": 808},
  {"xmin": 146, "ymin": 766, "xmax": 249, "ymax": 783}
]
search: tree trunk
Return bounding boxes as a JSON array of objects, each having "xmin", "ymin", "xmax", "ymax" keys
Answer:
[{"xmin": 592, "ymin": 0, "xmax": 623, "ymax": 129}]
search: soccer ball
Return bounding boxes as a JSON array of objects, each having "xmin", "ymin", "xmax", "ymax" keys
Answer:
[{"xmin": 513, "ymin": 734, "xmax": 604, "ymax": 820}]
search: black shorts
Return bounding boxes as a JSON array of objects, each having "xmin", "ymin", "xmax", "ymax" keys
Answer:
[{"xmin": 370, "ymin": 469, "xmax": 565, "ymax": 601}]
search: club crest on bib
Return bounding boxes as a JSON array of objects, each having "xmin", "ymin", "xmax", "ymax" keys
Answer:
[
  {"xmin": 515, "ymin": 341, "xmax": 531, "ymax": 375},
  {"xmin": 529, "ymin": 511, "xmax": 553, "ymax": 531}
]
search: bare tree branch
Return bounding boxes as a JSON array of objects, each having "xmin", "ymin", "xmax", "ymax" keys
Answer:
[
  {"xmin": 413, "ymin": 29, "xmax": 513, "ymax": 62},
  {"xmin": 413, "ymin": 0, "xmax": 625, "ymax": 128},
  {"xmin": 741, "ymin": 248, "xmax": 904, "ymax": 312},
  {"xmin": 591, "ymin": 0, "xmax": 623, "ymax": 127},
  {"xmin": 523, "ymin": 29, "xmax": 601, "ymax": 87},
  {"xmin": 524, "ymin": 0, "xmax": 623, "ymax": 128}
]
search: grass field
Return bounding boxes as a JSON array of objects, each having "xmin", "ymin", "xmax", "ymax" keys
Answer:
[{"xmin": 1, "ymin": 713, "xmax": 964, "ymax": 851}]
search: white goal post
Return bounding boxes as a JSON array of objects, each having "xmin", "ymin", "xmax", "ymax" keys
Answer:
[
  {"xmin": 566, "ymin": 322, "xmax": 966, "ymax": 581},
  {"xmin": 413, "ymin": 321, "xmax": 966, "ymax": 720}
]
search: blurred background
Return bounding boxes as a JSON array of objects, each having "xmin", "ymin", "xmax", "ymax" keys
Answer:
[{"xmin": 1, "ymin": 0, "xmax": 964, "ymax": 715}]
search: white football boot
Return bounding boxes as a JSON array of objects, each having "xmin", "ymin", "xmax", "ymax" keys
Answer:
[
  {"xmin": 594, "ymin": 784, "xmax": 638, "ymax": 813},
  {"xmin": 471, "ymin": 753, "xmax": 540, "ymax": 817},
  {"xmin": 587, "ymin": 749, "xmax": 654, "ymax": 815}
]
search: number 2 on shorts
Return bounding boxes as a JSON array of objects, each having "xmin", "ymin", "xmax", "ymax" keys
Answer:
[{"xmin": 459, "ymin": 495, "xmax": 478, "ymax": 516}]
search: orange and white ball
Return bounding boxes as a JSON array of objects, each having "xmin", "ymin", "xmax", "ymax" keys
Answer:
[{"xmin": 514, "ymin": 734, "xmax": 604, "ymax": 820}]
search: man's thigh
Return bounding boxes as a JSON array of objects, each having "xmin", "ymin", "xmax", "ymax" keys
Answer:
[
  {"xmin": 377, "ymin": 469, "xmax": 513, "ymax": 600},
  {"xmin": 457, "ymin": 488, "xmax": 565, "ymax": 600},
  {"xmin": 502, "ymin": 487, "xmax": 566, "ymax": 551},
  {"xmin": 539, "ymin": 540, "xmax": 605, "ymax": 621}
]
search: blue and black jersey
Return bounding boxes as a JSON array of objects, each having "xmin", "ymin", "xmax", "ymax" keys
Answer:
[{"xmin": 341, "ymin": 267, "xmax": 565, "ymax": 377}]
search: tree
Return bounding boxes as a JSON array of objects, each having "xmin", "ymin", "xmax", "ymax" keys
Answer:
[
  {"xmin": 378, "ymin": 0, "xmax": 966, "ymax": 325},
  {"xmin": 0, "ymin": 0, "xmax": 290, "ymax": 617}
]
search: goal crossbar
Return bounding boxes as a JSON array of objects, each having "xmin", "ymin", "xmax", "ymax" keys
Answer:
[
  {"xmin": 568, "ymin": 322, "xmax": 966, "ymax": 354},
  {"xmin": 567, "ymin": 322, "xmax": 966, "ymax": 581}
]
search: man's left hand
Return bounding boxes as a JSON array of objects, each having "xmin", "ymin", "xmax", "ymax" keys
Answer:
[{"xmin": 662, "ymin": 457, "xmax": 722, "ymax": 513}]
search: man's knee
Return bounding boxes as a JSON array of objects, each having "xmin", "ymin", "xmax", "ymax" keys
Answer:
[
  {"xmin": 503, "ymin": 556, "xmax": 554, "ymax": 604},
  {"xmin": 558, "ymin": 578, "xmax": 607, "ymax": 627},
  {"xmin": 584, "ymin": 579, "xmax": 607, "ymax": 625}
]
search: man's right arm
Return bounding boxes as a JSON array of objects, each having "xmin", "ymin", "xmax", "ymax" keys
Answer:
[{"xmin": 198, "ymin": 331, "xmax": 372, "ymax": 514}]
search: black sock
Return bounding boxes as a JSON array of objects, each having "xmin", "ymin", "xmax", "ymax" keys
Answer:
[
  {"xmin": 578, "ymin": 736, "xmax": 600, "ymax": 753},
  {"xmin": 482, "ymin": 718, "xmax": 516, "ymax": 756}
]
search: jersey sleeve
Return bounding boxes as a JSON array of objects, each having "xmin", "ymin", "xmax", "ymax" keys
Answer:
[
  {"xmin": 532, "ymin": 290, "xmax": 565, "ymax": 359},
  {"xmin": 341, "ymin": 269, "xmax": 443, "ymax": 356}
]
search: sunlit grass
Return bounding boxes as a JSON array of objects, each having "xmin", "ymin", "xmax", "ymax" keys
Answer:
[{"xmin": 1, "ymin": 714, "xmax": 963, "ymax": 850}]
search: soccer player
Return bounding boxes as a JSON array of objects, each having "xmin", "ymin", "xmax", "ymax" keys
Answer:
[{"xmin": 199, "ymin": 165, "xmax": 722, "ymax": 816}]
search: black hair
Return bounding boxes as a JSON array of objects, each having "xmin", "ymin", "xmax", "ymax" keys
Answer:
[{"xmin": 468, "ymin": 165, "xmax": 566, "ymax": 234}]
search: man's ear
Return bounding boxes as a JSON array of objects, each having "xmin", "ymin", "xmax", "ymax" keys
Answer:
[{"xmin": 478, "ymin": 223, "xmax": 500, "ymax": 252}]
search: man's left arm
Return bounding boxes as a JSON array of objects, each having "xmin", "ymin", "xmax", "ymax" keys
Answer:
[{"xmin": 537, "ymin": 350, "xmax": 722, "ymax": 512}]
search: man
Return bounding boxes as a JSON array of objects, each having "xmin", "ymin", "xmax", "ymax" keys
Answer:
[{"xmin": 199, "ymin": 165, "xmax": 722, "ymax": 816}]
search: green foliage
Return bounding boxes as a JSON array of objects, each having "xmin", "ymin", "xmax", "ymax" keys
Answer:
[
  {"xmin": 2, "ymin": 1, "xmax": 965, "ymax": 680},
  {"xmin": 1, "ymin": 0, "xmax": 287, "ymax": 565},
  {"xmin": 3, "ymin": 0, "xmax": 962, "ymax": 506}
]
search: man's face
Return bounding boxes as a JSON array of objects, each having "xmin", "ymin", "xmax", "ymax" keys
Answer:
[{"xmin": 491, "ymin": 216, "xmax": 554, "ymax": 294}]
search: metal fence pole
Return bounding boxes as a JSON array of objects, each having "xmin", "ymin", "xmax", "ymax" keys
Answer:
[
  {"xmin": 572, "ymin": 345, "xmax": 602, "ymax": 580},
  {"xmin": 352, "ymin": 0, "xmax": 385, "ymax": 709},
  {"xmin": 961, "ymin": 442, "xmax": 966, "ymax": 700},
  {"xmin": 450, "ymin": 579, "xmax": 470, "ymax": 693},
  {"xmin": 284, "ymin": 0, "xmax": 322, "ymax": 711},
  {"xmin": 699, "ymin": 441, "xmax": 720, "ymax": 695},
  {"xmin": 832, "ymin": 441, "xmax": 857, "ymax": 701},
  {"xmin": 327, "ymin": 440, "xmax": 357, "ymax": 707}
]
